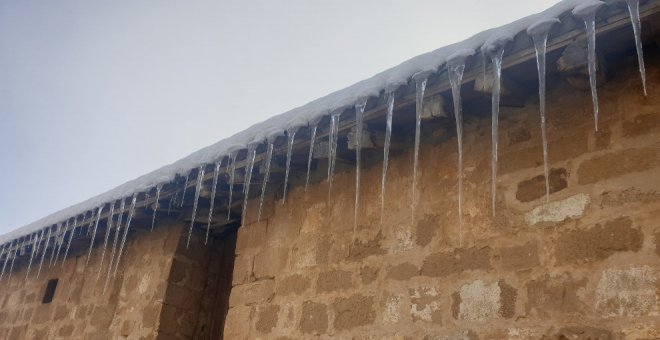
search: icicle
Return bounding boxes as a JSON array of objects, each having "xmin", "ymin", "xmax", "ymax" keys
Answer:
[
  {"xmin": 305, "ymin": 124, "xmax": 318, "ymax": 193},
  {"xmin": 227, "ymin": 152, "xmax": 237, "ymax": 220},
  {"xmin": 187, "ymin": 167, "xmax": 205, "ymax": 248},
  {"xmin": 104, "ymin": 199, "xmax": 125, "ymax": 291},
  {"xmin": 412, "ymin": 75, "xmax": 428, "ymax": 220},
  {"xmin": 7, "ymin": 240, "xmax": 20, "ymax": 282},
  {"xmin": 167, "ymin": 191, "xmax": 175, "ymax": 215},
  {"xmin": 258, "ymin": 143, "xmax": 274, "ymax": 222},
  {"xmin": 448, "ymin": 55, "xmax": 469, "ymax": 246},
  {"xmin": 36, "ymin": 227, "xmax": 52, "ymax": 279},
  {"xmin": 574, "ymin": 3, "xmax": 604, "ymax": 131},
  {"xmin": 25, "ymin": 231, "xmax": 41, "ymax": 280},
  {"xmin": 96, "ymin": 201, "xmax": 115, "ymax": 281},
  {"xmin": 0, "ymin": 243, "xmax": 9, "ymax": 282},
  {"xmin": 180, "ymin": 172, "xmax": 190, "ymax": 207},
  {"xmin": 53, "ymin": 221, "xmax": 67, "ymax": 266},
  {"xmin": 49, "ymin": 223, "xmax": 62, "ymax": 267},
  {"xmin": 241, "ymin": 146, "xmax": 257, "ymax": 226},
  {"xmin": 151, "ymin": 184, "xmax": 163, "ymax": 232},
  {"xmin": 206, "ymin": 160, "xmax": 222, "ymax": 245},
  {"xmin": 353, "ymin": 99, "xmax": 367, "ymax": 241},
  {"xmin": 380, "ymin": 92, "xmax": 395, "ymax": 223},
  {"xmin": 85, "ymin": 206, "xmax": 104, "ymax": 267},
  {"xmin": 113, "ymin": 194, "xmax": 137, "ymax": 276},
  {"xmin": 624, "ymin": 0, "xmax": 647, "ymax": 96},
  {"xmin": 61, "ymin": 217, "xmax": 77, "ymax": 267},
  {"xmin": 489, "ymin": 45, "xmax": 505, "ymax": 216},
  {"xmin": 528, "ymin": 19, "xmax": 559, "ymax": 203},
  {"xmin": 327, "ymin": 113, "xmax": 341, "ymax": 200},
  {"xmin": 282, "ymin": 129, "xmax": 296, "ymax": 204}
]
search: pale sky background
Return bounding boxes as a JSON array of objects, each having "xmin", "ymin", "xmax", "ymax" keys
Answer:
[{"xmin": 0, "ymin": 0, "xmax": 558, "ymax": 235}]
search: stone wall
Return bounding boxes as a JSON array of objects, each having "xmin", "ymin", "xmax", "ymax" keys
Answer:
[
  {"xmin": 222, "ymin": 56, "xmax": 660, "ymax": 338},
  {"xmin": 0, "ymin": 219, "xmax": 184, "ymax": 339}
]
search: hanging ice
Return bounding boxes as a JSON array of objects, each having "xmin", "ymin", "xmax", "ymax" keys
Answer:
[
  {"xmin": 488, "ymin": 45, "xmax": 505, "ymax": 216},
  {"xmin": 61, "ymin": 217, "xmax": 77, "ymax": 267},
  {"xmin": 241, "ymin": 145, "xmax": 257, "ymax": 225},
  {"xmin": 327, "ymin": 113, "xmax": 341, "ymax": 201},
  {"xmin": 151, "ymin": 184, "xmax": 163, "ymax": 232},
  {"xmin": 24, "ymin": 232, "xmax": 38, "ymax": 281},
  {"xmin": 49, "ymin": 223, "xmax": 62, "ymax": 267},
  {"xmin": 0, "ymin": 243, "xmax": 9, "ymax": 282},
  {"xmin": 412, "ymin": 73, "xmax": 428, "ymax": 220},
  {"xmin": 6, "ymin": 239, "xmax": 20, "ymax": 282},
  {"xmin": 227, "ymin": 152, "xmax": 237, "ymax": 220},
  {"xmin": 573, "ymin": 2, "xmax": 604, "ymax": 131},
  {"xmin": 624, "ymin": 0, "xmax": 647, "ymax": 96},
  {"xmin": 353, "ymin": 100, "xmax": 367, "ymax": 240},
  {"xmin": 187, "ymin": 167, "xmax": 205, "ymax": 248},
  {"xmin": 180, "ymin": 172, "xmax": 190, "ymax": 207},
  {"xmin": 258, "ymin": 143, "xmax": 274, "ymax": 222},
  {"xmin": 85, "ymin": 206, "xmax": 104, "ymax": 267},
  {"xmin": 528, "ymin": 19, "xmax": 560, "ymax": 202},
  {"xmin": 305, "ymin": 124, "xmax": 318, "ymax": 193},
  {"xmin": 380, "ymin": 92, "xmax": 395, "ymax": 223},
  {"xmin": 96, "ymin": 201, "xmax": 115, "ymax": 281},
  {"xmin": 36, "ymin": 227, "xmax": 52, "ymax": 279},
  {"xmin": 282, "ymin": 128, "xmax": 296, "ymax": 204},
  {"xmin": 206, "ymin": 160, "xmax": 222, "ymax": 245},
  {"xmin": 104, "ymin": 198, "xmax": 125, "ymax": 292},
  {"xmin": 448, "ymin": 52, "xmax": 470, "ymax": 246},
  {"xmin": 113, "ymin": 194, "xmax": 137, "ymax": 276}
]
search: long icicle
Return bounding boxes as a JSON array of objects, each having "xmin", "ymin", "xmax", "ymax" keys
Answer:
[
  {"xmin": 103, "ymin": 199, "xmax": 125, "ymax": 292},
  {"xmin": 448, "ymin": 56, "xmax": 468, "ymax": 246},
  {"xmin": 49, "ymin": 223, "xmax": 62, "ymax": 267},
  {"xmin": 327, "ymin": 113, "xmax": 341, "ymax": 202},
  {"xmin": 53, "ymin": 221, "xmax": 67, "ymax": 266},
  {"xmin": 305, "ymin": 124, "xmax": 318, "ymax": 193},
  {"xmin": 96, "ymin": 201, "xmax": 115, "ymax": 282},
  {"xmin": 529, "ymin": 20, "xmax": 558, "ymax": 203},
  {"xmin": 113, "ymin": 194, "xmax": 137, "ymax": 276},
  {"xmin": 187, "ymin": 167, "xmax": 205, "ymax": 248},
  {"xmin": 625, "ymin": 0, "xmax": 647, "ymax": 96},
  {"xmin": 7, "ymin": 240, "xmax": 21, "ymax": 283},
  {"xmin": 227, "ymin": 152, "xmax": 237, "ymax": 220},
  {"xmin": 85, "ymin": 205, "xmax": 104, "ymax": 267},
  {"xmin": 412, "ymin": 75, "xmax": 428, "ymax": 221},
  {"xmin": 489, "ymin": 45, "xmax": 505, "ymax": 216},
  {"xmin": 380, "ymin": 92, "xmax": 395, "ymax": 224},
  {"xmin": 282, "ymin": 129, "xmax": 296, "ymax": 204},
  {"xmin": 573, "ymin": 3, "xmax": 603, "ymax": 132},
  {"xmin": 24, "ymin": 232, "xmax": 38, "ymax": 281},
  {"xmin": 0, "ymin": 243, "xmax": 9, "ymax": 282},
  {"xmin": 36, "ymin": 227, "xmax": 52, "ymax": 279},
  {"xmin": 61, "ymin": 217, "xmax": 78, "ymax": 267},
  {"xmin": 353, "ymin": 100, "xmax": 367, "ymax": 241},
  {"xmin": 180, "ymin": 172, "xmax": 191, "ymax": 207},
  {"xmin": 258, "ymin": 143, "xmax": 274, "ymax": 222},
  {"xmin": 206, "ymin": 160, "xmax": 222, "ymax": 245},
  {"xmin": 241, "ymin": 146, "xmax": 257, "ymax": 226},
  {"xmin": 151, "ymin": 184, "xmax": 163, "ymax": 232}
]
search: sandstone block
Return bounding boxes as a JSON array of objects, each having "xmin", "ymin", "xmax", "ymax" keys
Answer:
[
  {"xmin": 421, "ymin": 247, "xmax": 492, "ymax": 277},
  {"xmin": 229, "ymin": 280, "xmax": 275, "ymax": 308},
  {"xmin": 499, "ymin": 242, "xmax": 540, "ymax": 271},
  {"xmin": 276, "ymin": 274, "xmax": 310, "ymax": 296},
  {"xmin": 223, "ymin": 306, "xmax": 252, "ymax": 340},
  {"xmin": 525, "ymin": 193, "xmax": 590, "ymax": 226},
  {"xmin": 386, "ymin": 263, "xmax": 419, "ymax": 281},
  {"xmin": 577, "ymin": 146, "xmax": 660, "ymax": 185},
  {"xmin": 526, "ymin": 273, "xmax": 588, "ymax": 316},
  {"xmin": 333, "ymin": 294, "xmax": 376, "ymax": 331},
  {"xmin": 622, "ymin": 113, "xmax": 660, "ymax": 138},
  {"xmin": 317, "ymin": 270, "xmax": 353, "ymax": 293},
  {"xmin": 253, "ymin": 246, "xmax": 288, "ymax": 280},
  {"xmin": 235, "ymin": 221, "xmax": 268, "ymax": 255},
  {"xmin": 299, "ymin": 301, "xmax": 328, "ymax": 334},
  {"xmin": 452, "ymin": 280, "xmax": 516, "ymax": 321},
  {"xmin": 516, "ymin": 168, "xmax": 568, "ymax": 203},
  {"xmin": 255, "ymin": 304, "xmax": 280, "ymax": 334},
  {"xmin": 348, "ymin": 231, "xmax": 387, "ymax": 261},
  {"xmin": 360, "ymin": 266, "xmax": 379, "ymax": 285},
  {"xmin": 555, "ymin": 217, "xmax": 642, "ymax": 264},
  {"xmin": 408, "ymin": 286, "xmax": 441, "ymax": 323},
  {"xmin": 596, "ymin": 266, "xmax": 657, "ymax": 317}
]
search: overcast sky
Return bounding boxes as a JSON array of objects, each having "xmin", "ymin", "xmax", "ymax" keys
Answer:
[{"xmin": 0, "ymin": 0, "xmax": 558, "ymax": 235}]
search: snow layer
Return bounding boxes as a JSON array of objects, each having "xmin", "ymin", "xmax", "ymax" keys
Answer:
[{"xmin": 0, "ymin": 0, "xmax": 607, "ymax": 244}]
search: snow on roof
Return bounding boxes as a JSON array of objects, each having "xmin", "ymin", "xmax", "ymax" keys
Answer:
[{"xmin": 0, "ymin": 0, "xmax": 605, "ymax": 244}]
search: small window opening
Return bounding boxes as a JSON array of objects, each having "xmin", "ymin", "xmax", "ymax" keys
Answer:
[{"xmin": 42, "ymin": 279, "xmax": 58, "ymax": 304}]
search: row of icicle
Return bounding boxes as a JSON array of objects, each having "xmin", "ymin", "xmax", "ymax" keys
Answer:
[{"xmin": 0, "ymin": 0, "xmax": 649, "ymax": 285}]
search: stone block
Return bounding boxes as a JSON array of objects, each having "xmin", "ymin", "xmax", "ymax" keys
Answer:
[
  {"xmin": 526, "ymin": 273, "xmax": 588, "ymax": 316},
  {"xmin": 421, "ymin": 247, "xmax": 492, "ymax": 277},
  {"xmin": 555, "ymin": 217, "xmax": 642, "ymax": 264},
  {"xmin": 416, "ymin": 215, "xmax": 440, "ymax": 247},
  {"xmin": 525, "ymin": 193, "xmax": 590, "ymax": 226},
  {"xmin": 596, "ymin": 266, "xmax": 657, "ymax": 317},
  {"xmin": 622, "ymin": 113, "xmax": 660, "ymax": 138},
  {"xmin": 452, "ymin": 280, "xmax": 516, "ymax": 321},
  {"xmin": 500, "ymin": 132, "xmax": 588, "ymax": 175},
  {"xmin": 360, "ymin": 266, "xmax": 379, "ymax": 285},
  {"xmin": 299, "ymin": 301, "xmax": 328, "ymax": 335},
  {"xmin": 229, "ymin": 280, "xmax": 275, "ymax": 308},
  {"xmin": 276, "ymin": 274, "xmax": 310, "ymax": 296},
  {"xmin": 332, "ymin": 294, "xmax": 376, "ymax": 331},
  {"xmin": 408, "ymin": 286, "xmax": 441, "ymax": 323},
  {"xmin": 347, "ymin": 231, "xmax": 387, "ymax": 261},
  {"xmin": 386, "ymin": 263, "xmax": 419, "ymax": 281},
  {"xmin": 235, "ymin": 221, "xmax": 268, "ymax": 255},
  {"xmin": 232, "ymin": 255, "xmax": 253, "ymax": 286},
  {"xmin": 253, "ymin": 246, "xmax": 288, "ymax": 280},
  {"xmin": 317, "ymin": 270, "xmax": 353, "ymax": 293},
  {"xmin": 499, "ymin": 242, "xmax": 540, "ymax": 271},
  {"xmin": 577, "ymin": 146, "xmax": 660, "ymax": 185},
  {"xmin": 516, "ymin": 168, "xmax": 568, "ymax": 203},
  {"xmin": 255, "ymin": 304, "xmax": 280, "ymax": 334},
  {"xmin": 223, "ymin": 306, "xmax": 252, "ymax": 340}
]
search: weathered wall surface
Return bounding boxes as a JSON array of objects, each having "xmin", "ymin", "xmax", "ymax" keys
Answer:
[
  {"xmin": 0, "ymin": 219, "xmax": 184, "ymax": 339},
  {"xmin": 223, "ymin": 58, "xmax": 660, "ymax": 338}
]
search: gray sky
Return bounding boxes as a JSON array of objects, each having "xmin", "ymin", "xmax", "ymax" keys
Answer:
[{"xmin": 0, "ymin": 0, "xmax": 558, "ymax": 234}]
